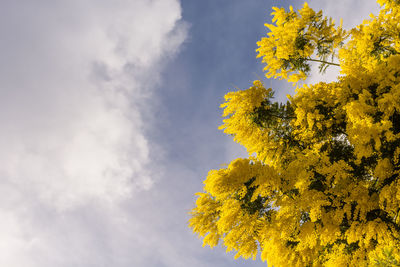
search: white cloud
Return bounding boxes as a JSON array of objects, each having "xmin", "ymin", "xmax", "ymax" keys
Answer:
[
  {"xmin": 0, "ymin": 0, "xmax": 186, "ymax": 208},
  {"xmin": 307, "ymin": 0, "xmax": 379, "ymax": 30},
  {"xmin": 0, "ymin": 0, "xmax": 187, "ymax": 266}
]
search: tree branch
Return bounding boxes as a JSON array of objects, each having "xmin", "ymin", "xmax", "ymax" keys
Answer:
[{"xmin": 307, "ymin": 58, "xmax": 340, "ymax": 66}]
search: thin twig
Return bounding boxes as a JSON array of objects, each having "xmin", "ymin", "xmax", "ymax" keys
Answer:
[{"xmin": 307, "ymin": 58, "xmax": 340, "ymax": 66}]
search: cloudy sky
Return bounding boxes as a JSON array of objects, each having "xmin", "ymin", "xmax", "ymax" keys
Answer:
[{"xmin": 0, "ymin": 1, "xmax": 379, "ymax": 266}]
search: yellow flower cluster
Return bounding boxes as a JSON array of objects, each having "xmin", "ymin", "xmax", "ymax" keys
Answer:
[
  {"xmin": 190, "ymin": 1, "xmax": 400, "ymax": 266},
  {"xmin": 256, "ymin": 3, "xmax": 346, "ymax": 84}
]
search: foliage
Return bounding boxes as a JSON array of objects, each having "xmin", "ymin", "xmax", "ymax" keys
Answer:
[
  {"xmin": 190, "ymin": 1, "xmax": 400, "ymax": 266},
  {"xmin": 373, "ymin": 248, "xmax": 400, "ymax": 266},
  {"xmin": 256, "ymin": 2, "xmax": 345, "ymax": 83}
]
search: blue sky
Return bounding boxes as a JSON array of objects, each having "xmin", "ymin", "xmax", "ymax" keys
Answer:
[{"xmin": 0, "ymin": 1, "xmax": 379, "ymax": 266}]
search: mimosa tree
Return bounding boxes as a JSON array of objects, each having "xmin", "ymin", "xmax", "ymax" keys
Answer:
[{"xmin": 189, "ymin": 1, "xmax": 400, "ymax": 266}]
